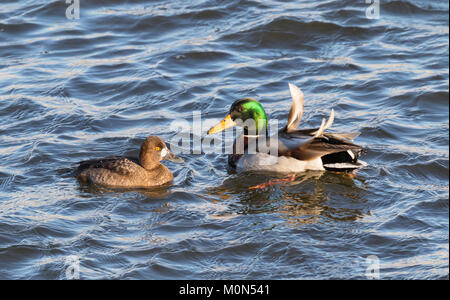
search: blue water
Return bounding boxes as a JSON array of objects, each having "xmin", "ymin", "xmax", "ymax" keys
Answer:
[{"xmin": 0, "ymin": 0, "xmax": 448, "ymax": 279}]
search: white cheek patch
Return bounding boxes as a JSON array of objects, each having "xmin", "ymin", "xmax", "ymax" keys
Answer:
[{"xmin": 160, "ymin": 148, "xmax": 167, "ymax": 158}]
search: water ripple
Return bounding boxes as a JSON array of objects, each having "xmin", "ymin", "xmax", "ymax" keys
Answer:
[{"xmin": 0, "ymin": 0, "xmax": 447, "ymax": 279}]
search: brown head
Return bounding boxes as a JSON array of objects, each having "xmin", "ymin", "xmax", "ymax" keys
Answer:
[{"xmin": 139, "ymin": 136, "xmax": 184, "ymax": 170}]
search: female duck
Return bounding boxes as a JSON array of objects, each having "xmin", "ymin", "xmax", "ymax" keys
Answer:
[
  {"xmin": 208, "ymin": 83, "xmax": 366, "ymax": 173},
  {"xmin": 74, "ymin": 136, "xmax": 183, "ymax": 188}
]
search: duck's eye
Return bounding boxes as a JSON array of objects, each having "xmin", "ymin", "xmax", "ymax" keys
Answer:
[{"xmin": 155, "ymin": 146, "xmax": 161, "ymax": 151}]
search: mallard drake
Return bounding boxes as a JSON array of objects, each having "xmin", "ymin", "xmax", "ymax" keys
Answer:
[
  {"xmin": 74, "ymin": 136, "xmax": 184, "ymax": 188},
  {"xmin": 208, "ymin": 83, "xmax": 367, "ymax": 173}
]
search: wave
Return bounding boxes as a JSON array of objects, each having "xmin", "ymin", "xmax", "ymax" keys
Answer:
[
  {"xmin": 219, "ymin": 16, "xmax": 381, "ymax": 50},
  {"xmin": 383, "ymin": 0, "xmax": 449, "ymax": 14}
]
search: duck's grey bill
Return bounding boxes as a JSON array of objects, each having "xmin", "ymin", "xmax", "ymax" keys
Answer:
[{"xmin": 165, "ymin": 151, "xmax": 184, "ymax": 163}]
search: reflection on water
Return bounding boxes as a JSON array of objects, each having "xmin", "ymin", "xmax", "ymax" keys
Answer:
[
  {"xmin": 75, "ymin": 179, "xmax": 173, "ymax": 199},
  {"xmin": 207, "ymin": 171, "xmax": 369, "ymax": 226}
]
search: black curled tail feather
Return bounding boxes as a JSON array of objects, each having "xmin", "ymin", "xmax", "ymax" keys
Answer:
[{"xmin": 321, "ymin": 149, "xmax": 367, "ymax": 172}]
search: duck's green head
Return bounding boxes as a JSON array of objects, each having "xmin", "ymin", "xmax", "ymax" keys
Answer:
[{"xmin": 208, "ymin": 98, "xmax": 268, "ymax": 135}]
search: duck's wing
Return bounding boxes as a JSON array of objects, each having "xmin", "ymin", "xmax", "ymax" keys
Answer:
[
  {"xmin": 282, "ymin": 107, "xmax": 334, "ymax": 138},
  {"xmin": 279, "ymin": 134, "xmax": 363, "ymax": 161},
  {"xmin": 74, "ymin": 156, "xmax": 140, "ymax": 176},
  {"xmin": 277, "ymin": 88, "xmax": 364, "ymax": 162},
  {"xmin": 325, "ymin": 132, "xmax": 360, "ymax": 141},
  {"xmin": 287, "ymin": 108, "xmax": 360, "ymax": 142},
  {"xmin": 290, "ymin": 130, "xmax": 361, "ymax": 142},
  {"xmin": 283, "ymin": 83, "xmax": 304, "ymax": 133},
  {"xmin": 279, "ymin": 113, "xmax": 363, "ymax": 161}
]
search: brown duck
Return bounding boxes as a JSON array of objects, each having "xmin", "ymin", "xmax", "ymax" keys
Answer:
[{"xmin": 74, "ymin": 136, "xmax": 183, "ymax": 188}]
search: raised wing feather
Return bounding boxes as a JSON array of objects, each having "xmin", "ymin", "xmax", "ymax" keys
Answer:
[{"xmin": 283, "ymin": 83, "xmax": 304, "ymax": 133}]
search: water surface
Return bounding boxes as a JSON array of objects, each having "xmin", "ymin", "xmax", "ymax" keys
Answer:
[{"xmin": 0, "ymin": 0, "xmax": 448, "ymax": 279}]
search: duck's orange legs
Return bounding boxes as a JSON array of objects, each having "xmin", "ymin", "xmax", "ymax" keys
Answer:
[{"xmin": 249, "ymin": 174, "xmax": 296, "ymax": 190}]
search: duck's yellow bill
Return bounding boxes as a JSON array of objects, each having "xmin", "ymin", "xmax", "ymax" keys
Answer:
[{"xmin": 208, "ymin": 114, "xmax": 236, "ymax": 134}]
